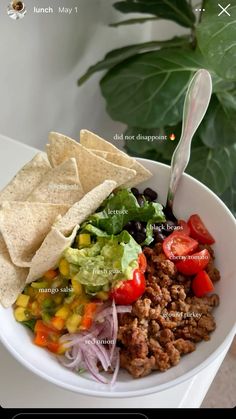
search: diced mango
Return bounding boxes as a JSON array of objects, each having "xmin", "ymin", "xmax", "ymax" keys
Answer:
[
  {"xmin": 55, "ymin": 305, "xmax": 70, "ymax": 320},
  {"xmin": 96, "ymin": 291, "xmax": 109, "ymax": 301},
  {"xmin": 77, "ymin": 233, "xmax": 91, "ymax": 248},
  {"xmin": 70, "ymin": 298, "xmax": 81, "ymax": 310},
  {"xmin": 66, "ymin": 313, "xmax": 82, "ymax": 333},
  {"xmin": 26, "ymin": 286, "xmax": 37, "ymax": 298},
  {"xmin": 71, "ymin": 278, "xmax": 83, "ymax": 295},
  {"xmin": 70, "ymin": 295, "xmax": 88, "ymax": 310},
  {"xmin": 14, "ymin": 307, "xmax": 27, "ymax": 322},
  {"xmin": 31, "ymin": 301, "xmax": 40, "ymax": 316},
  {"xmin": 16, "ymin": 294, "xmax": 30, "ymax": 308},
  {"xmin": 59, "ymin": 258, "xmax": 70, "ymax": 277},
  {"xmin": 57, "ymin": 344, "xmax": 67, "ymax": 355},
  {"xmin": 54, "ymin": 294, "xmax": 63, "ymax": 305},
  {"xmin": 51, "ymin": 316, "xmax": 65, "ymax": 331}
]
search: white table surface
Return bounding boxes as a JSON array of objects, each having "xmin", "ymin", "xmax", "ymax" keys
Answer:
[{"xmin": 0, "ymin": 134, "xmax": 234, "ymax": 409}]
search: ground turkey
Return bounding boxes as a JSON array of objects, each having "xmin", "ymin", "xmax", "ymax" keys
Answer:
[{"xmin": 117, "ymin": 243, "xmax": 220, "ymax": 378}]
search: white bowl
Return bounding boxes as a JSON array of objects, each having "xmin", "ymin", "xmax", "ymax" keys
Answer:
[{"xmin": 1, "ymin": 159, "xmax": 236, "ymax": 398}]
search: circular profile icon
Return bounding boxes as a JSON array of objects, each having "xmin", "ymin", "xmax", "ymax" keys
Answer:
[{"xmin": 7, "ymin": 1, "xmax": 27, "ymax": 20}]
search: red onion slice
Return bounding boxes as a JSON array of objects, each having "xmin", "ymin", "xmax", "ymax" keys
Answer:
[{"xmin": 59, "ymin": 301, "xmax": 131, "ymax": 385}]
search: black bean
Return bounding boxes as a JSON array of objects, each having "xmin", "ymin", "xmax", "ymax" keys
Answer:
[
  {"xmin": 124, "ymin": 221, "xmax": 135, "ymax": 233},
  {"xmin": 155, "ymin": 233, "xmax": 166, "ymax": 243},
  {"xmin": 129, "ymin": 230, "xmax": 136, "ymax": 237},
  {"xmin": 131, "ymin": 187, "xmax": 139, "ymax": 197},
  {"xmin": 143, "ymin": 187, "xmax": 158, "ymax": 201},
  {"xmin": 154, "ymin": 222, "xmax": 168, "ymax": 232},
  {"xmin": 134, "ymin": 221, "xmax": 142, "ymax": 232},
  {"xmin": 125, "ymin": 221, "xmax": 133, "ymax": 228},
  {"xmin": 141, "ymin": 226, "xmax": 146, "ymax": 234},
  {"xmin": 137, "ymin": 195, "xmax": 145, "ymax": 207},
  {"xmin": 134, "ymin": 231, "xmax": 146, "ymax": 244},
  {"xmin": 152, "ymin": 224, "xmax": 161, "ymax": 234}
]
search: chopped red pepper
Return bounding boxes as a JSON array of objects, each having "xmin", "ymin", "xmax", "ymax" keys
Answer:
[{"xmin": 80, "ymin": 302, "xmax": 97, "ymax": 330}]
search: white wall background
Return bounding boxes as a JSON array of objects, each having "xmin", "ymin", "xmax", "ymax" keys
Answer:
[{"xmin": 0, "ymin": 0, "xmax": 194, "ymax": 150}]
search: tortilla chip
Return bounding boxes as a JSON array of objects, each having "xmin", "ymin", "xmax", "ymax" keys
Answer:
[
  {"xmin": 0, "ymin": 153, "xmax": 51, "ymax": 204},
  {"xmin": 0, "ymin": 234, "xmax": 28, "ymax": 308},
  {"xmin": 91, "ymin": 148, "xmax": 133, "ymax": 165},
  {"xmin": 0, "ymin": 202, "xmax": 70, "ymax": 267},
  {"xmin": 47, "ymin": 132, "xmax": 136, "ymax": 193},
  {"xmin": 54, "ymin": 180, "xmax": 117, "ymax": 236},
  {"xmin": 80, "ymin": 130, "xmax": 152, "ymax": 187},
  {"xmin": 26, "ymin": 226, "xmax": 77, "ymax": 283},
  {"xmin": 27, "ymin": 158, "xmax": 84, "ymax": 205},
  {"xmin": 27, "ymin": 180, "xmax": 116, "ymax": 282},
  {"xmin": 80, "ymin": 130, "xmax": 121, "ymax": 154}
]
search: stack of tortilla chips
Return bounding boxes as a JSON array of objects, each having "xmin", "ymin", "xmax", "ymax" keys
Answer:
[{"xmin": 0, "ymin": 130, "xmax": 152, "ymax": 308}]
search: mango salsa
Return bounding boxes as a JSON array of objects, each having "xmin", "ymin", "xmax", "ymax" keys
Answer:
[
  {"xmin": 66, "ymin": 313, "xmax": 82, "ymax": 333},
  {"xmin": 59, "ymin": 258, "xmax": 70, "ymax": 277},
  {"xmin": 16, "ymin": 294, "xmax": 30, "ymax": 308},
  {"xmin": 77, "ymin": 233, "xmax": 91, "ymax": 248}
]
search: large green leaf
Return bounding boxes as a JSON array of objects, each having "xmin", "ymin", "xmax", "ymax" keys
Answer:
[
  {"xmin": 100, "ymin": 48, "xmax": 205, "ymax": 128},
  {"xmin": 186, "ymin": 144, "xmax": 236, "ymax": 195},
  {"xmin": 197, "ymin": 2, "xmax": 236, "ymax": 80},
  {"xmin": 198, "ymin": 94, "xmax": 236, "ymax": 148},
  {"xmin": 78, "ymin": 37, "xmax": 189, "ymax": 85},
  {"xmin": 113, "ymin": 0, "xmax": 196, "ymax": 28},
  {"xmin": 124, "ymin": 126, "xmax": 164, "ymax": 156}
]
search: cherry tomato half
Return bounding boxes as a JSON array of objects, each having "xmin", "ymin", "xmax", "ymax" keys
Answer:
[
  {"xmin": 163, "ymin": 232, "xmax": 198, "ymax": 261},
  {"xmin": 191, "ymin": 270, "xmax": 214, "ymax": 297},
  {"xmin": 138, "ymin": 253, "xmax": 147, "ymax": 273},
  {"xmin": 176, "ymin": 249, "xmax": 210, "ymax": 275},
  {"xmin": 187, "ymin": 214, "xmax": 215, "ymax": 245},
  {"xmin": 109, "ymin": 269, "xmax": 145, "ymax": 305}
]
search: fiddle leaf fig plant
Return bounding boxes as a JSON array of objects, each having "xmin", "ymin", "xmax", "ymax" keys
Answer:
[{"xmin": 78, "ymin": 0, "xmax": 236, "ymax": 215}]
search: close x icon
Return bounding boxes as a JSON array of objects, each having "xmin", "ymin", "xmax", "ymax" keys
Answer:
[{"xmin": 218, "ymin": 3, "xmax": 231, "ymax": 16}]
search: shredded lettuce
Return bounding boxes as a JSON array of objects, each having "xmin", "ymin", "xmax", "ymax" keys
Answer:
[{"xmin": 83, "ymin": 189, "xmax": 165, "ymax": 238}]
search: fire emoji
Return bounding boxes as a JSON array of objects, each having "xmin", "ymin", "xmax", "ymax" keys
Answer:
[{"xmin": 169, "ymin": 133, "xmax": 175, "ymax": 141}]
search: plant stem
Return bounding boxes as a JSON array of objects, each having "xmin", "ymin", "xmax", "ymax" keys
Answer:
[
  {"xmin": 191, "ymin": 0, "xmax": 206, "ymax": 49},
  {"xmin": 199, "ymin": 0, "xmax": 207, "ymax": 23}
]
